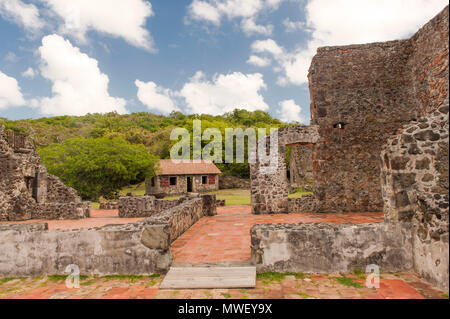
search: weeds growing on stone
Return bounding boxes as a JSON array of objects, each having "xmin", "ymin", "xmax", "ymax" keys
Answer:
[
  {"xmin": 334, "ymin": 275, "xmax": 363, "ymax": 288},
  {"xmin": 257, "ymin": 272, "xmax": 305, "ymax": 283},
  {"xmin": 0, "ymin": 278, "xmax": 17, "ymax": 285}
]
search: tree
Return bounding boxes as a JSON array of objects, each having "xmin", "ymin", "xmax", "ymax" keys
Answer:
[{"xmin": 38, "ymin": 137, "xmax": 158, "ymax": 200}]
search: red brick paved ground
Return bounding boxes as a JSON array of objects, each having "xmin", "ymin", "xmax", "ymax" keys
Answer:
[
  {"xmin": 1, "ymin": 273, "xmax": 447, "ymax": 299},
  {"xmin": 171, "ymin": 206, "xmax": 384, "ymax": 263},
  {"xmin": 1, "ymin": 205, "xmax": 447, "ymax": 299}
]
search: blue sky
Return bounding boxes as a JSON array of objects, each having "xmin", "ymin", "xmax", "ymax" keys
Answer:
[{"xmin": 0, "ymin": 0, "xmax": 447, "ymax": 123}]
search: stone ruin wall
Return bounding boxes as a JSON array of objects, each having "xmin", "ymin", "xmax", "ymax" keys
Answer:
[
  {"xmin": 0, "ymin": 195, "xmax": 216, "ymax": 277},
  {"xmin": 250, "ymin": 125, "xmax": 320, "ymax": 214},
  {"xmin": 0, "ymin": 125, "xmax": 89, "ymax": 221},
  {"xmin": 250, "ymin": 6, "xmax": 449, "ymax": 292},
  {"xmin": 380, "ymin": 98, "xmax": 449, "ymax": 290},
  {"xmin": 308, "ymin": 6, "xmax": 449, "ymax": 213},
  {"xmin": 118, "ymin": 193, "xmax": 218, "ymax": 218}
]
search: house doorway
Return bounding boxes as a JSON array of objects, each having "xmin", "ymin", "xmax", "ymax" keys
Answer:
[{"xmin": 187, "ymin": 176, "xmax": 193, "ymax": 192}]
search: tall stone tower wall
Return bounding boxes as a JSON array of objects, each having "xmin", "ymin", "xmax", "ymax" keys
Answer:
[{"xmin": 308, "ymin": 6, "xmax": 449, "ymax": 212}]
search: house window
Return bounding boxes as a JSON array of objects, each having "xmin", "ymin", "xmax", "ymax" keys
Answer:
[
  {"xmin": 208, "ymin": 175, "xmax": 216, "ymax": 184},
  {"xmin": 202, "ymin": 176, "xmax": 208, "ymax": 184},
  {"xmin": 151, "ymin": 177, "xmax": 155, "ymax": 187},
  {"xmin": 170, "ymin": 177, "xmax": 177, "ymax": 186}
]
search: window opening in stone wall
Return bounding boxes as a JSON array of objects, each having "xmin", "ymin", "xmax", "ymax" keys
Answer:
[
  {"xmin": 170, "ymin": 177, "xmax": 177, "ymax": 186},
  {"xmin": 151, "ymin": 177, "xmax": 155, "ymax": 187},
  {"xmin": 202, "ymin": 176, "xmax": 207, "ymax": 184},
  {"xmin": 333, "ymin": 122, "xmax": 347, "ymax": 129}
]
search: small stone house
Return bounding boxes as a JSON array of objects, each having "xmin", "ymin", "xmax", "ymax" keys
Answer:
[{"xmin": 146, "ymin": 160, "xmax": 221, "ymax": 197}]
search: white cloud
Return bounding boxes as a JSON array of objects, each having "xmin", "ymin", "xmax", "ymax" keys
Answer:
[
  {"xmin": 247, "ymin": 55, "xmax": 271, "ymax": 67},
  {"xmin": 40, "ymin": 0, "xmax": 155, "ymax": 50},
  {"xmin": 277, "ymin": 99, "xmax": 306, "ymax": 124},
  {"xmin": 251, "ymin": 39, "xmax": 283, "ymax": 56},
  {"xmin": 21, "ymin": 67, "xmax": 36, "ymax": 79},
  {"xmin": 187, "ymin": 0, "xmax": 282, "ymax": 36},
  {"xmin": 254, "ymin": 0, "xmax": 449, "ymax": 86},
  {"xmin": 188, "ymin": 0, "xmax": 221, "ymax": 25},
  {"xmin": 282, "ymin": 18, "xmax": 305, "ymax": 32},
  {"xmin": 0, "ymin": 0, "xmax": 44, "ymax": 32},
  {"xmin": 135, "ymin": 80, "xmax": 179, "ymax": 115},
  {"xmin": 241, "ymin": 17, "xmax": 273, "ymax": 36},
  {"xmin": 37, "ymin": 34, "xmax": 127, "ymax": 116},
  {"xmin": 0, "ymin": 70, "xmax": 25, "ymax": 110},
  {"xmin": 180, "ymin": 71, "xmax": 269, "ymax": 115}
]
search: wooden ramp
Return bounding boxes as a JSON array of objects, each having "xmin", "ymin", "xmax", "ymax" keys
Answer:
[{"xmin": 160, "ymin": 266, "xmax": 256, "ymax": 289}]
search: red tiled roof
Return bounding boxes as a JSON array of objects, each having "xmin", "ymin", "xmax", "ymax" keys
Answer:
[{"xmin": 157, "ymin": 159, "xmax": 222, "ymax": 176}]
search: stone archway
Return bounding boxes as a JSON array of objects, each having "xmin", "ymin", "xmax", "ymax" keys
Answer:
[{"xmin": 250, "ymin": 126, "xmax": 320, "ymax": 214}]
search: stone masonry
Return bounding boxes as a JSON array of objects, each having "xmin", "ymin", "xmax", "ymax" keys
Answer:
[
  {"xmin": 380, "ymin": 98, "xmax": 449, "ymax": 290},
  {"xmin": 250, "ymin": 126, "xmax": 320, "ymax": 214},
  {"xmin": 308, "ymin": 6, "xmax": 449, "ymax": 213},
  {"xmin": 0, "ymin": 196, "xmax": 213, "ymax": 277},
  {"xmin": 250, "ymin": 6, "xmax": 449, "ymax": 292},
  {"xmin": 0, "ymin": 125, "xmax": 89, "ymax": 221}
]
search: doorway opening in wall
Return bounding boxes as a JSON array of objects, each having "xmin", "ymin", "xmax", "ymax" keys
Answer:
[
  {"xmin": 286, "ymin": 144, "xmax": 315, "ymax": 194},
  {"xmin": 187, "ymin": 176, "xmax": 193, "ymax": 192},
  {"xmin": 202, "ymin": 176, "xmax": 207, "ymax": 185}
]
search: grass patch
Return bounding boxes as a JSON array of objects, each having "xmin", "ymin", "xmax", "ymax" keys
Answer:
[
  {"xmin": 80, "ymin": 279, "xmax": 96, "ymax": 286},
  {"xmin": 353, "ymin": 268, "xmax": 366, "ymax": 280},
  {"xmin": 102, "ymin": 275, "xmax": 146, "ymax": 282},
  {"xmin": 334, "ymin": 275, "xmax": 364, "ymax": 288},
  {"xmin": 119, "ymin": 183, "xmax": 146, "ymax": 197},
  {"xmin": 442, "ymin": 293, "xmax": 449, "ymax": 298},
  {"xmin": 0, "ymin": 278, "xmax": 16, "ymax": 285},
  {"xmin": 222, "ymin": 293, "xmax": 232, "ymax": 299},
  {"xmin": 257, "ymin": 272, "xmax": 305, "ymax": 283},
  {"xmin": 47, "ymin": 275, "xmax": 68, "ymax": 282}
]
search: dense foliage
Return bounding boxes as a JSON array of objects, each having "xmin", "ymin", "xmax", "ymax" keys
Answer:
[
  {"xmin": 2, "ymin": 109, "xmax": 296, "ymax": 198},
  {"xmin": 38, "ymin": 137, "xmax": 158, "ymax": 200}
]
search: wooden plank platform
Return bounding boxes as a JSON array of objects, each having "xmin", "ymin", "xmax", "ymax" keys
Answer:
[{"xmin": 160, "ymin": 266, "xmax": 256, "ymax": 289}]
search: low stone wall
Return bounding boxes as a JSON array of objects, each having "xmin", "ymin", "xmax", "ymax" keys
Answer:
[
  {"xmin": 0, "ymin": 196, "xmax": 214, "ymax": 277},
  {"xmin": 34, "ymin": 202, "xmax": 90, "ymax": 220},
  {"xmin": 288, "ymin": 195, "xmax": 317, "ymax": 212},
  {"xmin": 155, "ymin": 199, "xmax": 180, "ymax": 213},
  {"xmin": 99, "ymin": 202, "xmax": 119, "ymax": 210},
  {"xmin": 141, "ymin": 198, "xmax": 204, "ymax": 249},
  {"xmin": 119, "ymin": 194, "xmax": 217, "ymax": 218},
  {"xmin": 0, "ymin": 222, "xmax": 171, "ymax": 277},
  {"xmin": 251, "ymin": 222, "xmax": 413, "ymax": 274}
]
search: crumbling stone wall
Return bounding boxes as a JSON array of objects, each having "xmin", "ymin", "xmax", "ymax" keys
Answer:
[
  {"xmin": 118, "ymin": 196, "xmax": 180, "ymax": 218},
  {"xmin": 0, "ymin": 221, "xmax": 172, "ymax": 277},
  {"xmin": 0, "ymin": 196, "xmax": 214, "ymax": 277},
  {"xmin": 45, "ymin": 174, "xmax": 81, "ymax": 203},
  {"xmin": 119, "ymin": 194, "xmax": 218, "ymax": 218},
  {"xmin": 251, "ymin": 222, "xmax": 413, "ymax": 274},
  {"xmin": 308, "ymin": 6, "xmax": 449, "ymax": 212},
  {"xmin": 289, "ymin": 145, "xmax": 313, "ymax": 192},
  {"xmin": 380, "ymin": 98, "xmax": 449, "ymax": 291},
  {"xmin": 0, "ymin": 125, "xmax": 88, "ymax": 221},
  {"xmin": 250, "ymin": 126, "xmax": 319, "ymax": 214}
]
